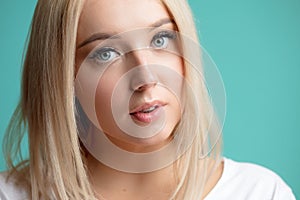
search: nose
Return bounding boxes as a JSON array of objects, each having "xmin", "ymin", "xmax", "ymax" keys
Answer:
[
  {"xmin": 130, "ymin": 66, "xmax": 157, "ymax": 92},
  {"xmin": 129, "ymin": 50, "xmax": 158, "ymax": 92}
]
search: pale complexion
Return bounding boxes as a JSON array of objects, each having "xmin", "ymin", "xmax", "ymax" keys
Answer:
[
  {"xmin": 75, "ymin": 0, "xmax": 223, "ymax": 199},
  {"xmin": 76, "ymin": 0, "xmax": 182, "ymax": 153}
]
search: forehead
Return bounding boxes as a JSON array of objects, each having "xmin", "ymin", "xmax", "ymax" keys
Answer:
[{"xmin": 78, "ymin": 0, "xmax": 171, "ymax": 36}]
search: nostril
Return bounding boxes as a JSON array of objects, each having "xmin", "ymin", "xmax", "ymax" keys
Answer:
[
  {"xmin": 135, "ymin": 81, "xmax": 157, "ymax": 92},
  {"xmin": 130, "ymin": 65, "xmax": 158, "ymax": 92}
]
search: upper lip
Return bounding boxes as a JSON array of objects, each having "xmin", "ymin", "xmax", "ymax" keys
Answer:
[{"xmin": 129, "ymin": 100, "xmax": 166, "ymax": 114}]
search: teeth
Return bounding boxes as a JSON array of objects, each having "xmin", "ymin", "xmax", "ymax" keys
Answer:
[{"xmin": 141, "ymin": 106, "xmax": 157, "ymax": 113}]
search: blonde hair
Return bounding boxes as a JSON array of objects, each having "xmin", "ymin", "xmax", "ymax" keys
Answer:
[{"xmin": 3, "ymin": 0, "xmax": 222, "ymax": 199}]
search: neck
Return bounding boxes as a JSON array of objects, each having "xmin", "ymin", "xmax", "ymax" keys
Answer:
[
  {"xmin": 86, "ymin": 152, "xmax": 224, "ymax": 200},
  {"xmin": 87, "ymin": 154, "xmax": 178, "ymax": 200}
]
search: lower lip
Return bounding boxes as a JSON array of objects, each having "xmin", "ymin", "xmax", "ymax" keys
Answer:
[{"xmin": 131, "ymin": 106, "xmax": 163, "ymax": 124}]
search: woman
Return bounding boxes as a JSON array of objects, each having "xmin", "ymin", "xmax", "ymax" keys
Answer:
[{"xmin": 0, "ymin": 0, "xmax": 296, "ymax": 199}]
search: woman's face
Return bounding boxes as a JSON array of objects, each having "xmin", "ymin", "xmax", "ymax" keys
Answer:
[{"xmin": 75, "ymin": 0, "xmax": 184, "ymax": 152}]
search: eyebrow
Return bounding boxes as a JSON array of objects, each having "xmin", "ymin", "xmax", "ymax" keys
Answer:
[{"xmin": 77, "ymin": 18, "xmax": 175, "ymax": 49}]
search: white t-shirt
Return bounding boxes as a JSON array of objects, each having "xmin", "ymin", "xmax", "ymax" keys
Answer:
[
  {"xmin": 0, "ymin": 158, "xmax": 296, "ymax": 200},
  {"xmin": 204, "ymin": 158, "xmax": 296, "ymax": 200}
]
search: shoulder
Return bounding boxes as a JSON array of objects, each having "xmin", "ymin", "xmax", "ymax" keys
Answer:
[
  {"xmin": 205, "ymin": 158, "xmax": 296, "ymax": 200},
  {"xmin": 0, "ymin": 171, "xmax": 29, "ymax": 200}
]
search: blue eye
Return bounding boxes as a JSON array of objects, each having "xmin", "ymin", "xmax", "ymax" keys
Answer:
[
  {"xmin": 151, "ymin": 31, "xmax": 176, "ymax": 49},
  {"xmin": 89, "ymin": 47, "xmax": 121, "ymax": 63}
]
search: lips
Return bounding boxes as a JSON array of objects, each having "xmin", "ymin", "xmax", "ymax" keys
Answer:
[{"xmin": 130, "ymin": 101, "xmax": 166, "ymax": 123}]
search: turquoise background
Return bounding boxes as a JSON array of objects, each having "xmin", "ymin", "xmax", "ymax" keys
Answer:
[{"xmin": 0, "ymin": 0, "xmax": 299, "ymax": 198}]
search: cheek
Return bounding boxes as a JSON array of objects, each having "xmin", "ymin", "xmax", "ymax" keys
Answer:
[
  {"xmin": 166, "ymin": 57, "xmax": 185, "ymax": 115},
  {"xmin": 162, "ymin": 54, "xmax": 184, "ymax": 77},
  {"xmin": 175, "ymin": 57, "xmax": 185, "ymax": 76},
  {"xmin": 165, "ymin": 56, "xmax": 185, "ymax": 97},
  {"xmin": 94, "ymin": 70, "xmax": 119, "ymax": 130}
]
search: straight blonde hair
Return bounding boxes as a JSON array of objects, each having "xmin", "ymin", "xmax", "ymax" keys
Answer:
[{"xmin": 3, "ymin": 0, "xmax": 222, "ymax": 199}]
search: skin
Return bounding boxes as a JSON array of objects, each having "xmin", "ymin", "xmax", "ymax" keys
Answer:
[
  {"xmin": 75, "ymin": 0, "xmax": 223, "ymax": 199},
  {"xmin": 76, "ymin": 0, "xmax": 182, "ymax": 153}
]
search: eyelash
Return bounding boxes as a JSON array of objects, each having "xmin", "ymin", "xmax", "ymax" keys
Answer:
[
  {"xmin": 151, "ymin": 30, "xmax": 177, "ymax": 49},
  {"xmin": 88, "ymin": 47, "xmax": 121, "ymax": 64},
  {"xmin": 88, "ymin": 30, "xmax": 177, "ymax": 64}
]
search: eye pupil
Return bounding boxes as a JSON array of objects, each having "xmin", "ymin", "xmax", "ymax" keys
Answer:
[
  {"xmin": 100, "ymin": 51, "xmax": 111, "ymax": 60},
  {"xmin": 154, "ymin": 38, "xmax": 165, "ymax": 47}
]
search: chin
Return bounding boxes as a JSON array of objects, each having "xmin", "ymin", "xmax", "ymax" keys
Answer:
[{"xmin": 106, "ymin": 124, "xmax": 177, "ymax": 153}]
